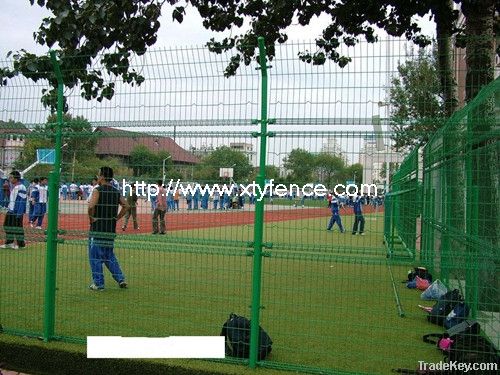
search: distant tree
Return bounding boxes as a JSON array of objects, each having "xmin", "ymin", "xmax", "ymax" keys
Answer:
[
  {"xmin": 129, "ymin": 145, "xmax": 171, "ymax": 178},
  {"xmin": 283, "ymin": 149, "xmax": 315, "ymax": 185},
  {"xmin": 388, "ymin": 49, "xmax": 446, "ymax": 152},
  {"xmin": 314, "ymin": 153, "xmax": 346, "ymax": 187},
  {"xmin": 193, "ymin": 146, "xmax": 252, "ymax": 182},
  {"xmin": 15, "ymin": 114, "xmax": 97, "ymax": 179},
  {"xmin": 343, "ymin": 164, "xmax": 364, "ymax": 185},
  {"xmin": 249, "ymin": 165, "xmax": 281, "ymax": 182}
]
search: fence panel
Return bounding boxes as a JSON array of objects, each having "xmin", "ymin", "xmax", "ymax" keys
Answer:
[
  {"xmin": 421, "ymin": 78, "xmax": 499, "ymax": 348},
  {"xmin": 1, "ymin": 40, "xmax": 498, "ymax": 374}
]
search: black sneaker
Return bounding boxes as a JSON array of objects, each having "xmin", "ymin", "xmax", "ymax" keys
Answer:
[{"xmin": 119, "ymin": 281, "xmax": 128, "ymax": 289}]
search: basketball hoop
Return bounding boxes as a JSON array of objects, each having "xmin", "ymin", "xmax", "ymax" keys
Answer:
[{"xmin": 219, "ymin": 167, "xmax": 234, "ymax": 178}]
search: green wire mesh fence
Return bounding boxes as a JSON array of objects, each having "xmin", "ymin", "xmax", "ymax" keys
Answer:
[
  {"xmin": 420, "ymin": 78, "xmax": 500, "ymax": 348},
  {"xmin": 0, "ymin": 38, "xmax": 498, "ymax": 375},
  {"xmin": 385, "ymin": 147, "xmax": 421, "ymax": 260}
]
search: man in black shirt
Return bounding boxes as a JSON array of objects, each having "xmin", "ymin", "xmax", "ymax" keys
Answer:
[{"xmin": 88, "ymin": 166, "xmax": 129, "ymax": 290}]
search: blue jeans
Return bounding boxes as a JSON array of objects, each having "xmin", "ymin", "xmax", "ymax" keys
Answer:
[
  {"xmin": 89, "ymin": 237, "xmax": 125, "ymax": 288},
  {"xmin": 327, "ymin": 214, "xmax": 344, "ymax": 232}
]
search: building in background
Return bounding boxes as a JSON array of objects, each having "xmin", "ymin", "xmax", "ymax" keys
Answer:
[
  {"xmin": 320, "ymin": 137, "xmax": 346, "ymax": 162},
  {"xmin": 0, "ymin": 121, "xmax": 30, "ymax": 175},
  {"xmin": 94, "ymin": 127, "xmax": 199, "ymax": 165},
  {"xmin": 229, "ymin": 142, "xmax": 257, "ymax": 167},
  {"xmin": 358, "ymin": 134, "xmax": 404, "ymax": 187},
  {"xmin": 189, "ymin": 143, "xmax": 215, "ymax": 159}
]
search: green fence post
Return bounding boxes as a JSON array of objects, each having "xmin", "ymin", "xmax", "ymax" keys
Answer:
[
  {"xmin": 43, "ymin": 51, "xmax": 64, "ymax": 341},
  {"xmin": 467, "ymin": 187, "xmax": 479, "ymax": 318},
  {"xmin": 249, "ymin": 36, "xmax": 270, "ymax": 368}
]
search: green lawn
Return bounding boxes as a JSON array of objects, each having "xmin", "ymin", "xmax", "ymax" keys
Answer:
[
  {"xmin": 264, "ymin": 197, "xmax": 327, "ymax": 208},
  {"xmin": 0, "ymin": 212, "xmax": 444, "ymax": 374}
]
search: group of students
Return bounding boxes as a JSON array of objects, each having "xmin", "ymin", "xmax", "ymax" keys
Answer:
[
  {"xmin": 184, "ymin": 188, "xmax": 247, "ymax": 210},
  {"xmin": 0, "ymin": 173, "xmax": 50, "ymax": 249},
  {"xmin": 59, "ymin": 181, "xmax": 98, "ymax": 200},
  {"xmin": 326, "ymin": 193, "xmax": 366, "ymax": 235}
]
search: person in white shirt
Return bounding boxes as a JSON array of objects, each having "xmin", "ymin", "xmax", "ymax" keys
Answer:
[
  {"xmin": 31, "ymin": 177, "xmax": 48, "ymax": 229},
  {"xmin": 69, "ymin": 182, "xmax": 79, "ymax": 200}
]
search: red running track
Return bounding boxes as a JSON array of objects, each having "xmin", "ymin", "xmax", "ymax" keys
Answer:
[{"xmin": 56, "ymin": 205, "xmax": 382, "ymax": 233}]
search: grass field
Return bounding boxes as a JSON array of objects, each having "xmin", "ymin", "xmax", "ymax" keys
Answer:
[{"xmin": 0, "ymin": 211, "xmax": 444, "ymax": 374}]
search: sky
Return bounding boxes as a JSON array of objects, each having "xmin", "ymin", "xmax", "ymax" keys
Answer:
[{"xmin": 0, "ymin": 1, "xmax": 437, "ymax": 165}]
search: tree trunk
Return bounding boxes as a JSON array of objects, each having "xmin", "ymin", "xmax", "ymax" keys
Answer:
[
  {"xmin": 461, "ymin": 0, "xmax": 497, "ymax": 312},
  {"xmin": 434, "ymin": 0, "xmax": 458, "ymax": 116},
  {"xmin": 462, "ymin": 0, "xmax": 496, "ymax": 101}
]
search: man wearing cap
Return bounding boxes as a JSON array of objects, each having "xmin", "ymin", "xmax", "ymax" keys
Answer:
[
  {"xmin": 87, "ymin": 166, "xmax": 129, "ymax": 290},
  {"xmin": 1, "ymin": 170, "xmax": 27, "ymax": 249}
]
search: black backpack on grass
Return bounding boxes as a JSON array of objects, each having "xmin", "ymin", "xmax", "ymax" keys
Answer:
[
  {"xmin": 423, "ymin": 321, "xmax": 499, "ymax": 372},
  {"xmin": 408, "ymin": 267, "xmax": 433, "ymax": 283},
  {"xmin": 220, "ymin": 313, "xmax": 272, "ymax": 360},
  {"xmin": 427, "ymin": 289, "xmax": 462, "ymax": 326}
]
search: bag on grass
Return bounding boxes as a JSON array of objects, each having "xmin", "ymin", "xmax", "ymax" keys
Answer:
[
  {"xmin": 423, "ymin": 321, "xmax": 499, "ymax": 369},
  {"xmin": 421, "ymin": 279, "xmax": 448, "ymax": 300},
  {"xmin": 423, "ymin": 320, "xmax": 480, "ymax": 347},
  {"xmin": 416, "ymin": 276, "xmax": 430, "ymax": 291},
  {"xmin": 448, "ymin": 332, "xmax": 500, "ymax": 366},
  {"xmin": 408, "ymin": 267, "xmax": 432, "ymax": 283},
  {"xmin": 427, "ymin": 289, "xmax": 462, "ymax": 326},
  {"xmin": 220, "ymin": 313, "xmax": 272, "ymax": 360},
  {"xmin": 407, "ymin": 279, "xmax": 417, "ymax": 289},
  {"xmin": 444, "ymin": 302, "xmax": 470, "ymax": 329}
]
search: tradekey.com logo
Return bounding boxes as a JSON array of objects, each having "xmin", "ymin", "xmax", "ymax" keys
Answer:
[{"xmin": 121, "ymin": 179, "xmax": 379, "ymax": 202}]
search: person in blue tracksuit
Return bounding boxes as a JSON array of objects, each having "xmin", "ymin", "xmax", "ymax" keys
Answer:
[
  {"xmin": 1, "ymin": 170, "xmax": 27, "ymax": 249},
  {"xmin": 327, "ymin": 194, "xmax": 345, "ymax": 233},
  {"xmin": 213, "ymin": 191, "xmax": 220, "ymax": 210},
  {"xmin": 28, "ymin": 178, "xmax": 39, "ymax": 224},
  {"xmin": 201, "ymin": 187, "xmax": 209, "ymax": 210},
  {"xmin": 186, "ymin": 191, "xmax": 193, "ymax": 210},
  {"xmin": 193, "ymin": 188, "xmax": 200, "ymax": 210},
  {"xmin": 222, "ymin": 191, "xmax": 230, "ymax": 210},
  {"xmin": 352, "ymin": 193, "xmax": 365, "ymax": 235},
  {"xmin": 60, "ymin": 183, "xmax": 68, "ymax": 200},
  {"xmin": 166, "ymin": 187, "xmax": 174, "ymax": 211},
  {"xmin": 31, "ymin": 177, "xmax": 48, "ymax": 229}
]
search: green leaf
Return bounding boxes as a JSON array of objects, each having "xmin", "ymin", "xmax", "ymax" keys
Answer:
[
  {"xmin": 172, "ymin": 7, "xmax": 185, "ymax": 23},
  {"xmin": 26, "ymin": 61, "xmax": 38, "ymax": 72}
]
